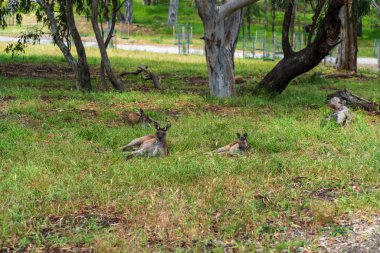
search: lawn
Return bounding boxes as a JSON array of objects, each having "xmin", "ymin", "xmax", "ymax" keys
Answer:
[{"xmin": 0, "ymin": 43, "xmax": 380, "ymax": 252}]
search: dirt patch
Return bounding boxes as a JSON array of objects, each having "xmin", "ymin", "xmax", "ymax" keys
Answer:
[
  {"xmin": 1, "ymin": 95, "xmax": 17, "ymax": 101},
  {"xmin": 318, "ymin": 214, "xmax": 380, "ymax": 253},
  {"xmin": 0, "ymin": 63, "xmax": 75, "ymax": 79}
]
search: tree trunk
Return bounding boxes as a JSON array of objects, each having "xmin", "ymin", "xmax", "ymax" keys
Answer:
[
  {"xmin": 289, "ymin": 1, "xmax": 295, "ymax": 49},
  {"xmin": 336, "ymin": 1, "xmax": 358, "ymax": 72},
  {"xmin": 66, "ymin": 0, "xmax": 92, "ymax": 91},
  {"xmin": 195, "ymin": 0, "xmax": 259, "ymax": 97},
  {"xmin": 167, "ymin": 0, "xmax": 178, "ymax": 26},
  {"xmin": 264, "ymin": 0, "xmax": 268, "ymax": 30},
  {"xmin": 37, "ymin": 0, "xmax": 91, "ymax": 91},
  {"xmin": 255, "ymin": 0, "xmax": 344, "ymax": 94},
  {"xmin": 200, "ymin": 10, "xmax": 243, "ymax": 97},
  {"xmin": 246, "ymin": 6, "xmax": 252, "ymax": 39},
  {"xmin": 92, "ymin": 0, "xmax": 125, "ymax": 91},
  {"xmin": 125, "ymin": 0, "xmax": 133, "ymax": 24}
]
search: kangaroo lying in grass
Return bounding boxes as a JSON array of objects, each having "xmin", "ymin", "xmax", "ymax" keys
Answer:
[
  {"xmin": 124, "ymin": 109, "xmax": 156, "ymax": 126},
  {"xmin": 216, "ymin": 133, "xmax": 249, "ymax": 155},
  {"xmin": 121, "ymin": 122, "xmax": 171, "ymax": 160}
]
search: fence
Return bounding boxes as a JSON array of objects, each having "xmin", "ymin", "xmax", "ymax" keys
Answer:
[
  {"xmin": 242, "ymin": 31, "xmax": 304, "ymax": 60},
  {"xmin": 173, "ymin": 23, "xmax": 192, "ymax": 55},
  {"xmin": 323, "ymin": 40, "xmax": 380, "ymax": 71}
]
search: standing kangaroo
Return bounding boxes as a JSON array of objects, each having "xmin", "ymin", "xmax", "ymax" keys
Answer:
[
  {"xmin": 124, "ymin": 109, "xmax": 156, "ymax": 126},
  {"xmin": 121, "ymin": 122, "xmax": 171, "ymax": 160},
  {"xmin": 216, "ymin": 133, "xmax": 249, "ymax": 155}
]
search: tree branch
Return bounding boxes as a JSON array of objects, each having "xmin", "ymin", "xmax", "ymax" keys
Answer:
[
  {"xmin": 308, "ymin": 0, "xmax": 326, "ymax": 45},
  {"xmin": 218, "ymin": 0, "xmax": 259, "ymax": 19},
  {"xmin": 282, "ymin": 0, "xmax": 294, "ymax": 57}
]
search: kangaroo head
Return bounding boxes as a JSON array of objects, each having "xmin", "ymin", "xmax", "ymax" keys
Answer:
[
  {"xmin": 154, "ymin": 122, "xmax": 171, "ymax": 141},
  {"xmin": 236, "ymin": 132, "xmax": 248, "ymax": 150}
]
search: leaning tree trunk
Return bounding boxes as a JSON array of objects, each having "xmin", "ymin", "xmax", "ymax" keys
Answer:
[
  {"xmin": 92, "ymin": 0, "xmax": 125, "ymax": 91},
  {"xmin": 336, "ymin": 1, "xmax": 358, "ymax": 72},
  {"xmin": 125, "ymin": 0, "xmax": 133, "ymax": 24},
  {"xmin": 37, "ymin": 0, "xmax": 91, "ymax": 91},
  {"xmin": 100, "ymin": 0, "xmax": 120, "ymax": 90},
  {"xmin": 255, "ymin": 0, "xmax": 344, "ymax": 94},
  {"xmin": 66, "ymin": 0, "xmax": 92, "ymax": 91},
  {"xmin": 167, "ymin": 0, "xmax": 179, "ymax": 26}
]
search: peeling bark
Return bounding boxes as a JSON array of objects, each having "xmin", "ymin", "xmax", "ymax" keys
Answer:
[{"xmin": 196, "ymin": 0, "xmax": 258, "ymax": 97}]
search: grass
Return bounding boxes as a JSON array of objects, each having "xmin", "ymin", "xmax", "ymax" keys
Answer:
[{"xmin": 0, "ymin": 43, "xmax": 380, "ymax": 252}]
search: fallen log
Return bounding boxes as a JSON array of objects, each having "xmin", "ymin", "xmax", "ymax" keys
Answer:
[
  {"xmin": 327, "ymin": 89, "xmax": 379, "ymax": 112},
  {"xmin": 121, "ymin": 66, "xmax": 162, "ymax": 90}
]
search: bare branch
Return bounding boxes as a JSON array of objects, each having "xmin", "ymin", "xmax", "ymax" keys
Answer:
[{"xmin": 218, "ymin": 0, "xmax": 259, "ymax": 19}]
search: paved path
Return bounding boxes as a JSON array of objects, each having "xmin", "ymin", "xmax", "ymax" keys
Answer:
[{"xmin": 0, "ymin": 35, "xmax": 378, "ymax": 67}]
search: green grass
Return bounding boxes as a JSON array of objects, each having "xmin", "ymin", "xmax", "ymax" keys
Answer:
[{"xmin": 0, "ymin": 44, "xmax": 380, "ymax": 252}]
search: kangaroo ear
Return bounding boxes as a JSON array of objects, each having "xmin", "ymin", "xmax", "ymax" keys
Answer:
[
  {"xmin": 243, "ymin": 133, "xmax": 248, "ymax": 139},
  {"xmin": 236, "ymin": 133, "xmax": 241, "ymax": 139},
  {"xmin": 154, "ymin": 121, "xmax": 160, "ymax": 129},
  {"xmin": 164, "ymin": 124, "xmax": 171, "ymax": 131}
]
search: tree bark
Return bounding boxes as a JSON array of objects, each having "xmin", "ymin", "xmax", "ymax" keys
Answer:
[
  {"xmin": 66, "ymin": 0, "xmax": 92, "ymax": 91},
  {"xmin": 336, "ymin": 1, "xmax": 358, "ymax": 72},
  {"xmin": 125, "ymin": 0, "xmax": 133, "ymax": 24},
  {"xmin": 255, "ymin": 0, "xmax": 344, "ymax": 94},
  {"xmin": 196, "ymin": 0, "xmax": 257, "ymax": 97},
  {"xmin": 167, "ymin": 0, "xmax": 178, "ymax": 26},
  {"xmin": 92, "ymin": 0, "xmax": 125, "ymax": 91}
]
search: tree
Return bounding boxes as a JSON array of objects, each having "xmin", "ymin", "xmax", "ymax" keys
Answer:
[
  {"xmin": 195, "ymin": 0, "xmax": 259, "ymax": 97},
  {"xmin": 336, "ymin": 0, "xmax": 371, "ymax": 71},
  {"xmin": 1, "ymin": 0, "xmax": 92, "ymax": 91},
  {"xmin": 125, "ymin": 0, "xmax": 133, "ymax": 23},
  {"xmin": 167, "ymin": 0, "xmax": 179, "ymax": 26},
  {"xmin": 255, "ymin": 0, "xmax": 345, "ymax": 94},
  {"xmin": 91, "ymin": 0, "xmax": 125, "ymax": 91},
  {"xmin": 36, "ymin": 0, "xmax": 92, "ymax": 91}
]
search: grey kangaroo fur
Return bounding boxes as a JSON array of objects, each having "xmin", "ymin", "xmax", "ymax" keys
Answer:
[
  {"xmin": 216, "ymin": 132, "xmax": 249, "ymax": 155},
  {"xmin": 121, "ymin": 122, "xmax": 171, "ymax": 160}
]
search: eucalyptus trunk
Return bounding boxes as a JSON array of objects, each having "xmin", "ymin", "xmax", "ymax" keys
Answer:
[
  {"xmin": 336, "ymin": 1, "xmax": 358, "ymax": 72},
  {"xmin": 167, "ymin": 0, "xmax": 178, "ymax": 26}
]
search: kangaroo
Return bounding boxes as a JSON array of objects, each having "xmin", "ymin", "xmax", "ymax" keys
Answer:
[
  {"xmin": 124, "ymin": 109, "xmax": 156, "ymax": 126},
  {"xmin": 121, "ymin": 122, "xmax": 171, "ymax": 160},
  {"xmin": 216, "ymin": 133, "xmax": 249, "ymax": 155}
]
